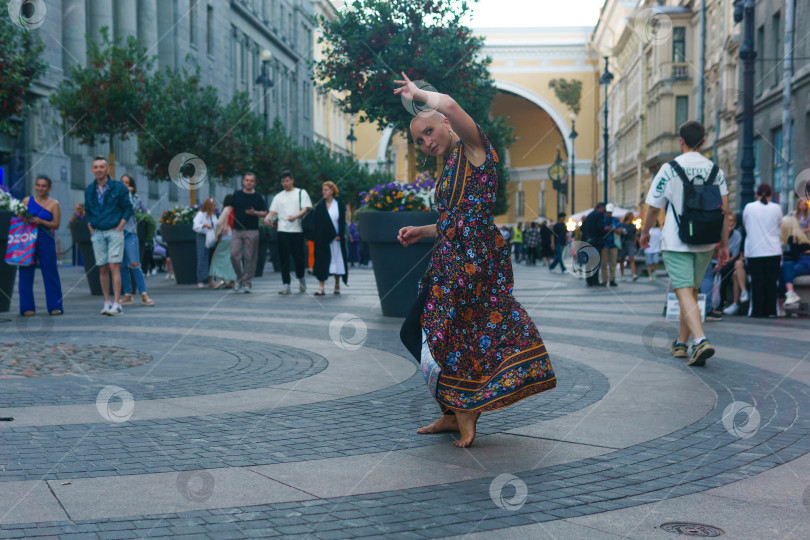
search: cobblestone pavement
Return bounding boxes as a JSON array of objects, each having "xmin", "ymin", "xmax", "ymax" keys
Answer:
[{"xmin": 1, "ymin": 263, "xmax": 809, "ymax": 539}]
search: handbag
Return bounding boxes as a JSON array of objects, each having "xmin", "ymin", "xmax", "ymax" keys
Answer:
[
  {"xmin": 204, "ymin": 217, "xmax": 217, "ymax": 248},
  {"xmin": 5, "ymin": 217, "xmax": 37, "ymax": 266}
]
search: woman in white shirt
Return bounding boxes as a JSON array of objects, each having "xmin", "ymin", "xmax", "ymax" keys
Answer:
[
  {"xmin": 742, "ymin": 184, "xmax": 783, "ymax": 317},
  {"xmin": 311, "ymin": 181, "xmax": 347, "ymax": 296},
  {"xmin": 192, "ymin": 198, "xmax": 218, "ymax": 288}
]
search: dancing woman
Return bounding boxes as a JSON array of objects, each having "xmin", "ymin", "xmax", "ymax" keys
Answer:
[{"xmin": 396, "ymin": 74, "xmax": 556, "ymax": 448}]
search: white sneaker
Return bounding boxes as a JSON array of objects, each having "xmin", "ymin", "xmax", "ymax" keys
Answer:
[
  {"xmin": 299, "ymin": 278, "xmax": 307, "ymax": 293},
  {"xmin": 723, "ymin": 303, "xmax": 739, "ymax": 315},
  {"xmin": 108, "ymin": 303, "xmax": 123, "ymax": 316},
  {"xmin": 785, "ymin": 291, "xmax": 801, "ymax": 305},
  {"xmin": 101, "ymin": 302, "xmax": 112, "ymax": 315},
  {"xmin": 739, "ymin": 289, "xmax": 749, "ymax": 302},
  {"xmin": 233, "ymin": 283, "xmax": 243, "ymax": 293},
  {"xmin": 243, "ymin": 284, "xmax": 252, "ymax": 294}
]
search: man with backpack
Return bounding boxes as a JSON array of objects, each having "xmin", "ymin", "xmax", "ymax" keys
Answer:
[{"xmin": 640, "ymin": 121, "xmax": 729, "ymax": 367}]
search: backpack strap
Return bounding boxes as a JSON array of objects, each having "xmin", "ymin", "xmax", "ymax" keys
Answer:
[
  {"xmin": 706, "ymin": 164, "xmax": 719, "ymax": 185},
  {"xmin": 667, "ymin": 160, "xmax": 687, "ymax": 230}
]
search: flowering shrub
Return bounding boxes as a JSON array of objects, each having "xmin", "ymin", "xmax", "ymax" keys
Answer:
[
  {"xmin": 358, "ymin": 173, "xmax": 436, "ymax": 212},
  {"xmin": 70, "ymin": 203, "xmax": 85, "ymax": 222},
  {"xmin": 159, "ymin": 205, "xmax": 198, "ymax": 225}
]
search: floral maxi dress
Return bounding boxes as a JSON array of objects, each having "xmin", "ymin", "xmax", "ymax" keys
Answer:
[{"xmin": 418, "ymin": 127, "xmax": 556, "ymax": 413}]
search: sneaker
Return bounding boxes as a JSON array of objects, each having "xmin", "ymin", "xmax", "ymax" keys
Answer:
[
  {"xmin": 706, "ymin": 311, "xmax": 723, "ymax": 321},
  {"xmin": 785, "ymin": 291, "xmax": 801, "ymax": 305},
  {"xmin": 651, "ymin": 275, "xmax": 657, "ymax": 282},
  {"xmin": 561, "ymin": 269, "xmax": 568, "ymax": 275},
  {"xmin": 671, "ymin": 340, "xmax": 688, "ymax": 358},
  {"xmin": 723, "ymin": 303, "xmax": 740, "ymax": 315},
  {"xmin": 279, "ymin": 285, "xmax": 291, "ymax": 295},
  {"xmin": 233, "ymin": 283, "xmax": 243, "ymax": 293},
  {"xmin": 100, "ymin": 302, "xmax": 113, "ymax": 315},
  {"xmin": 688, "ymin": 339, "xmax": 715, "ymax": 367},
  {"xmin": 632, "ymin": 274, "xmax": 639, "ymax": 281},
  {"xmin": 649, "ymin": 275, "xmax": 654, "ymax": 282},
  {"xmin": 739, "ymin": 289, "xmax": 749, "ymax": 303},
  {"xmin": 108, "ymin": 303, "xmax": 123, "ymax": 316},
  {"xmin": 299, "ymin": 278, "xmax": 307, "ymax": 293},
  {"xmin": 609, "ymin": 281, "xmax": 618, "ymax": 287},
  {"xmin": 244, "ymin": 284, "xmax": 252, "ymax": 294},
  {"xmin": 120, "ymin": 294, "xmax": 134, "ymax": 305}
]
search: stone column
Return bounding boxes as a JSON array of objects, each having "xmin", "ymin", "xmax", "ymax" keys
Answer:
[
  {"xmin": 113, "ymin": 0, "xmax": 138, "ymax": 40},
  {"xmin": 137, "ymin": 0, "xmax": 158, "ymax": 53},
  {"xmin": 87, "ymin": 0, "xmax": 114, "ymax": 43},
  {"xmin": 156, "ymin": 0, "xmax": 176, "ymax": 68},
  {"xmin": 61, "ymin": 0, "xmax": 86, "ymax": 71}
]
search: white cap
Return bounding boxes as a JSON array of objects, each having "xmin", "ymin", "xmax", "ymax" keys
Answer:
[{"xmin": 605, "ymin": 203, "xmax": 615, "ymax": 212}]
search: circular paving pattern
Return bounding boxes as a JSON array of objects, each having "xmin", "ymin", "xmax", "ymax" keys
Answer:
[{"xmin": 0, "ymin": 343, "xmax": 152, "ymax": 379}]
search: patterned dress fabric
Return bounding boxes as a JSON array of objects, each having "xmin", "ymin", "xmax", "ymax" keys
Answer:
[{"xmin": 419, "ymin": 126, "xmax": 556, "ymax": 413}]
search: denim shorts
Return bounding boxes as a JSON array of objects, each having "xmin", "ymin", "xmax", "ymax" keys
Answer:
[{"xmin": 91, "ymin": 229, "xmax": 125, "ymax": 265}]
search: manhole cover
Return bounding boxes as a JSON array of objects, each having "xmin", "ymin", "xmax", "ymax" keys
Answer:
[{"xmin": 661, "ymin": 522, "xmax": 725, "ymax": 537}]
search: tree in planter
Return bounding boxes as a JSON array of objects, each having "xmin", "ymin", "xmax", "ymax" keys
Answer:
[
  {"xmin": 136, "ymin": 67, "xmax": 264, "ymax": 204},
  {"xmin": 49, "ymin": 27, "xmax": 155, "ymax": 177},
  {"xmin": 313, "ymin": 0, "xmax": 514, "ymax": 214},
  {"xmin": 0, "ymin": 16, "xmax": 47, "ymax": 139}
]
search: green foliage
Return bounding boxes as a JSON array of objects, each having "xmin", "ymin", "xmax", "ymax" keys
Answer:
[
  {"xmin": 548, "ymin": 78, "xmax": 582, "ymax": 115},
  {"xmin": 0, "ymin": 17, "xmax": 47, "ymax": 137},
  {"xmin": 135, "ymin": 211, "xmax": 157, "ymax": 245},
  {"xmin": 49, "ymin": 27, "xmax": 155, "ymax": 148},
  {"xmin": 136, "ymin": 67, "xmax": 263, "ymax": 183}
]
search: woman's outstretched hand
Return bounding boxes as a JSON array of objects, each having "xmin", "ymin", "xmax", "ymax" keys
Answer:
[
  {"xmin": 398, "ymin": 225, "xmax": 423, "ymax": 247},
  {"xmin": 393, "ymin": 72, "xmax": 418, "ymax": 102}
]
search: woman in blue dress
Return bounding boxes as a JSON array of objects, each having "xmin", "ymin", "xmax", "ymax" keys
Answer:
[{"xmin": 20, "ymin": 175, "xmax": 63, "ymax": 316}]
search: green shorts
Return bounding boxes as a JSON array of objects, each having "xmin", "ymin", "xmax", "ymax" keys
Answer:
[{"xmin": 661, "ymin": 250, "xmax": 713, "ymax": 290}]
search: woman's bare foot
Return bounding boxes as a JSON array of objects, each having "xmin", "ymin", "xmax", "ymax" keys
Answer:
[
  {"xmin": 453, "ymin": 411, "xmax": 481, "ymax": 448},
  {"xmin": 417, "ymin": 414, "xmax": 459, "ymax": 434}
]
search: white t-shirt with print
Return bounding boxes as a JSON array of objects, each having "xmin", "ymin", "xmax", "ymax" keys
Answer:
[
  {"xmin": 647, "ymin": 227, "xmax": 662, "ymax": 253},
  {"xmin": 270, "ymin": 188, "xmax": 312, "ymax": 233},
  {"xmin": 645, "ymin": 152, "xmax": 728, "ymax": 253}
]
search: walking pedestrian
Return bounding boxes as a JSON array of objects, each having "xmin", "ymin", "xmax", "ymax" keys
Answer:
[
  {"xmin": 265, "ymin": 170, "xmax": 311, "ymax": 294},
  {"xmin": 395, "ymin": 73, "xmax": 556, "ymax": 448},
  {"xmin": 645, "ymin": 222, "xmax": 662, "ymax": 281},
  {"xmin": 84, "ymin": 156, "xmax": 132, "ymax": 316},
  {"xmin": 523, "ymin": 222, "xmax": 541, "ymax": 266},
  {"xmin": 618, "ymin": 212, "xmax": 639, "ymax": 281},
  {"xmin": 641, "ymin": 121, "xmax": 729, "ymax": 366},
  {"xmin": 192, "ymin": 198, "xmax": 218, "ymax": 288},
  {"xmin": 19, "ymin": 175, "xmax": 63, "ymax": 316},
  {"xmin": 118, "ymin": 175, "xmax": 155, "ymax": 306},
  {"xmin": 742, "ymin": 184, "xmax": 782, "ymax": 317},
  {"xmin": 511, "ymin": 222, "xmax": 523, "ymax": 263},
  {"xmin": 600, "ymin": 203, "xmax": 622, "ymax": 287},
  {"xmin": 230, "ymin": 172, "xmax": 267, "ymax": 293},
  {"xmin": 548, "ymin": 212, "xmax": 568, "ymax": 274},
  {"xmin": 582, "ymin": 202, "xmax": 606, "ymax": 286},
  {"xmin": 540, "ymin": 220, "xmax": 554, "ymax": 266},
  {"xmin": 311, "ymin": 181, "xmax": 348, "ymax": 296},
  {"xmin": 210, "ymin": 194, "xmax": 236, "ymax": 289}
]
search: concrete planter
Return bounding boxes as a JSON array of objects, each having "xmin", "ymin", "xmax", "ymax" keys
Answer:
[
  {"xmin": 69, "ymin": 220, "xmax": 102, "ymax": 296},
  {"xmin": 160, "ymin": 223, "xmax": 197, "ymax": 285}
]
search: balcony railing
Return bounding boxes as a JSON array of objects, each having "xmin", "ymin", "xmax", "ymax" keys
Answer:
[{"xmin": 654, "ymin": 62, "xmax": 691, "ymax": 83}]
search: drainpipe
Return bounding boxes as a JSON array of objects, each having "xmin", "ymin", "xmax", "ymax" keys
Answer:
[
  {"xmin": 780, "ymin": 0, "xmax": 794, "ymax": 213},
  {"xmin": 712, "ymin": 0, "xmax": 728, "ymax": 161},
  {"xmin": 698, "ymin": 0, "xmax": 706, "ymax": 124}
]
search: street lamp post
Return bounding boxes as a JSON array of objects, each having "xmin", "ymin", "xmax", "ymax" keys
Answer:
[
  {"xmin": 734, "ymin": 0, "xmax": 756, "ymax": 209},
  {"xmin": 549, "ymin": 148, "xmax": 568, "ymax": 216},
  {"xmin": 599, "ymin": 56, "xmax": 614, "ymax": 205},
  {"xmin": 569, "ymin": 112, "xmax": 578, "ymax": 215},
  {"xmin": 346, "ymin": 115, "xmax": 357, "ymax": 157},
  {"xmin": 254, "ymin": 49, "xmax": 274, "ymax": 135}
]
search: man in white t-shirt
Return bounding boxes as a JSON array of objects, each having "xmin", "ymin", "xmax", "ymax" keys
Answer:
[
  {"xmin": 265, "ymin": 170, "xmax": 312, "ymax": 294},
  {"xmin": 640, "ymin": 121, "xmax": 729, "ymax": 367}
]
